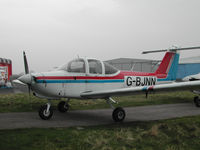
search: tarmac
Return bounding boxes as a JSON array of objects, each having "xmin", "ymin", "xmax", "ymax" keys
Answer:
[{"xmin": 0, "ymin": 103, "xmax": 200, "ymax": 129}]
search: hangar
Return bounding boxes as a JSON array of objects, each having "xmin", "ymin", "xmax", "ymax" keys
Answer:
[
  {"xmin": 105, "ymin": 58, "xmax": 160, "ymax": 73},
  {"xmin": 177, "ymin": 56, "xmax": 200, "ymax": 80},
  {"xmin": 105, "ymin": 56, "xmax": 200, "ymax": 80}
]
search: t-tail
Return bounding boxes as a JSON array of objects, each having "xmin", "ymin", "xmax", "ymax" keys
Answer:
[{"xmin": 142, "ymin": 46, "xmax": 200, "ymax": 82}]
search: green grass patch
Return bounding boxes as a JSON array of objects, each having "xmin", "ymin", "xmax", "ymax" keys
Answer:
[
  {"xmin": 0, "ymin": 115, "xmax": 200, "ymax": 150},
  {"xmin": 0, "ymin": 91, "xmax": 196, "ymax": 112}
]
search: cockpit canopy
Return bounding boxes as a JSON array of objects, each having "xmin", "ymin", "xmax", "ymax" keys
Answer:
[{"xmin": 58, "ymin": 58, "xmax": 119, "ymax": 75}]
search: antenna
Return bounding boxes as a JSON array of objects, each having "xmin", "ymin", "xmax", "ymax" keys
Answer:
[{"xmin": 142, "ymin": 46, "xmax": 200, "ymax": 54}]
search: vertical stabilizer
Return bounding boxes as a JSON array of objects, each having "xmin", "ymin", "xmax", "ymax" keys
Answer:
[{"xmin": 155, "ymin": 52, "xmax": 179, "ymax": 81}]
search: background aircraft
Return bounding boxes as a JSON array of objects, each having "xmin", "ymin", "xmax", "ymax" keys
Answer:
[{"xmin": 15, "ymin": 47, "xmax": 200, "ymax": 122}]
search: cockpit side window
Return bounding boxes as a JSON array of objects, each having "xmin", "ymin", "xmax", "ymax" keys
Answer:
[
  {"xmin": 103, "ymin": 62, "xmax": 118, "ymax": 74},
  {"xmin": 67, "ymin": 59, "xmax": 86, "ymax": 73},
  {"xmin": 88, "ymin": 59, "xmax": 102, "ymax": 74}
]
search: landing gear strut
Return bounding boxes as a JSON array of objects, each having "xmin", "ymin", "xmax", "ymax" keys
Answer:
[
  {"xmin": 58, "ymin": 98, "xmax": 70, "ymax": 113},
  {"xmin": 39, "ymin": 101, "xmax": 53, "ymax": 120},
  {"xmin": 106, "ymin": 97, "xmax": 126, "ymax": 122}
]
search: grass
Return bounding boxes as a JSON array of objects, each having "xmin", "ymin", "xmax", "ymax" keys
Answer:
[
  {"xmin": 0, "ymin": 115, "xmax": 200, "ymax": 150},
  {"xmin": 0, "ymin": 91, "xmax": 199, "ymax": 149},
  {"xmin": 0, "ymin": 91, "xmax": 196, "ymax": 112}
]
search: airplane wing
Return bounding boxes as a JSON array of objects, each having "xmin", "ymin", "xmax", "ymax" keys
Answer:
[{"xmin": 81, "ymin": 81, "xmax": 200, "ymax": 99}]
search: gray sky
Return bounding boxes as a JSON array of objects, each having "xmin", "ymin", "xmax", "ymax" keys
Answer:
[{"xmin": 1, "ymin": 0, "xmax": 200, "ymax": 73}]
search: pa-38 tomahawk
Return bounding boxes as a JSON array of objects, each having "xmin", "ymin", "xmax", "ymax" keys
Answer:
[{"xmin": 15, "ymin": 46, "xmax": 200, "ymax": 122}]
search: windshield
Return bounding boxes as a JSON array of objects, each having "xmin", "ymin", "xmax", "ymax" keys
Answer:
[{"xmin": 57, "ymin": 59, "xmax": 86, "ymax": 73}]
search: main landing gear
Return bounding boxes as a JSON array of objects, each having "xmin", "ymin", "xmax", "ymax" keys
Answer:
[
  {"xmin": 194, "ymin": 96, "xmax": 200, "ymax": 107},
  {"xmin": 58, "ymin": 98, "xmax": 70, "ymax": 113},
  {"xmin": 192, "ymin": 90, "xmax": 200, "ymax": 107},
  {"xmin": 38, "ymin": 97, "xmax": 125, "ymax": 122},
  {"xmin": 39, "ymin": 99, "xmax": 70, "ymax": 120},
  {"xmin": 106, "ymin": 97, "xmax": 126, "ymax": 122}
]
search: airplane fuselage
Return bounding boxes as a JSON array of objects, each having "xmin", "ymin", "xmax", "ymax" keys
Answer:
[{"xmin": 31, "ymin": 69, "xmax": 171, "ymax": 99}]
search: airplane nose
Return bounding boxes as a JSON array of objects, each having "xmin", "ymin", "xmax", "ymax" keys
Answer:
[{"xmin": 18, "ymin": 74, "xmax": 32, "ymax": 84}]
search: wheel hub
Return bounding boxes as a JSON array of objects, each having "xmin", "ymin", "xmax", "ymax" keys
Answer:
[
  {"xmin": 43, "ymin": 109, "xmax": 50, "ymax": 117},
  {"xmin": 117, "ymin": 111, "xmax": 124, "ymax": 120}
]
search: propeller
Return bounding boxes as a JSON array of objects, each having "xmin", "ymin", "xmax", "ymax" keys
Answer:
[
  {"xmin": 23, "ymin": 51, "xmax": 30, "ymax": 96},
  {"xmin": 17, "ymin": 51, "xmax": 34, "ymax": 101},
  {"xmin": 23, "ymin": 51, "xmax": 29, "ymax": 74},
  {"xmin": 142, "ymin": 46, "xmax": 200, "ymax": 54}
]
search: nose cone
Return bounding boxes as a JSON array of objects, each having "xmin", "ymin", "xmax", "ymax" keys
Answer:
[{"xmin": 18, "ymin": 74, "xmax": 32, "ymax": 84}]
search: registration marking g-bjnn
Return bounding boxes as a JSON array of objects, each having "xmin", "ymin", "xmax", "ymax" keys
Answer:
[{"xmin": 125, "ymin": 76, "xmax": 157, "ymax": 87}]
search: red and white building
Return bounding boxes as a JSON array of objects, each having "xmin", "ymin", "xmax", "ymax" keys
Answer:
[{"xmin": 0, "ymin": 58, "xmax": 12, "ymax": 87}]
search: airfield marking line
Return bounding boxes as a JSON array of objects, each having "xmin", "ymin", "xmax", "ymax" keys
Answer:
[{"xmin": 0, "ymin": 103, "xmax": 199, "ymax": 129}]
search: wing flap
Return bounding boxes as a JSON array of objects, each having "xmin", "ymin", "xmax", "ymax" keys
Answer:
[{"xmin": 81, "ymin": 81, "xmax": 200, "ymax": 99}]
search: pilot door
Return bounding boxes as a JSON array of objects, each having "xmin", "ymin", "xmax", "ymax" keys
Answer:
[{"xmin": 85, "ymin": 59, "xmax": 103, "ymax": 92}]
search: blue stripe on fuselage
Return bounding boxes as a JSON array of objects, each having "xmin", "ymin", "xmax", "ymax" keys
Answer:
[{"xmin": 36, "ymin": 79, "xmax": 124, "ymax": 83}]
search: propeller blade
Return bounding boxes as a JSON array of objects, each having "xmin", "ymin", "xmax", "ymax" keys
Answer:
[
  {"xmin": 23, "ymin": 51, "xmax": 29, "ymax": 74},
  {"xmin": 28, "ymin": 85, "xmax": 31, "ymax": 95},
  {"xmin": 27, "ymin": 84, "xmax": 32, "ymax": 109},
  {"xmin": 28, "ymin": 84, "xmax": 31, "ymax": 100}
]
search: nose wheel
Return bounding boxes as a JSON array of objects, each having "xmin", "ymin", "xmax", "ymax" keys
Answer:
[{"xmin": 39, "ymin": 103, "xmax": 53, "ymax": 120}]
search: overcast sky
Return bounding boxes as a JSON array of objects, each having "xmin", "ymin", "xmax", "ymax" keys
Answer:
[{"xmin": 1, "ymin": 0, "xmax": 200, "ymax": 73}]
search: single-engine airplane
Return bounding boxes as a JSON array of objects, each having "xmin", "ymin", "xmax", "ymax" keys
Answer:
[{"xmin": 15, "ymin": 46, "xmax": 200, "ymax": 122}]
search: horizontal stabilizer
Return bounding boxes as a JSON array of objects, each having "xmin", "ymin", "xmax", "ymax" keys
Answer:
[{"xmin": 142, "ymin": 46, "xmax": 200, "ymax": 54}]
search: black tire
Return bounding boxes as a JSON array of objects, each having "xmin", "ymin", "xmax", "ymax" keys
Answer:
[
  {"xmin": 58, "ymin": 101, "xmax": 69, "ymax": 113},
  {"xmin": 39, "ymin": 105, "xmax": 53, "ymax": 120},
  {"xmin": 194, "ymin": 96, "xmax": 200, "ymax": 107},
  {"xmin": 112, "ymin": 107, "xmax": 126, "ymax": 122}
]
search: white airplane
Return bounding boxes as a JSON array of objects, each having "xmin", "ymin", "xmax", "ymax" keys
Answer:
[{"xmin": 15, "ymin": 46, "xmax": 200, "ymax": 122}]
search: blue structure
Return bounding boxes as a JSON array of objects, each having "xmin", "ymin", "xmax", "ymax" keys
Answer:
[{"xmin": 176, "ymin": 63, "xmax": 200, "ymax": 79}]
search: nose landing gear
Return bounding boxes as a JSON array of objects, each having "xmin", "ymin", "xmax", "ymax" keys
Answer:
[
  {"xmin": 39, "ymin": 98, "xmax": 70, "ymax": 120},
  {"xmin": 39, "ymin": 102, "xmax": 53, "ymax": 120}
]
